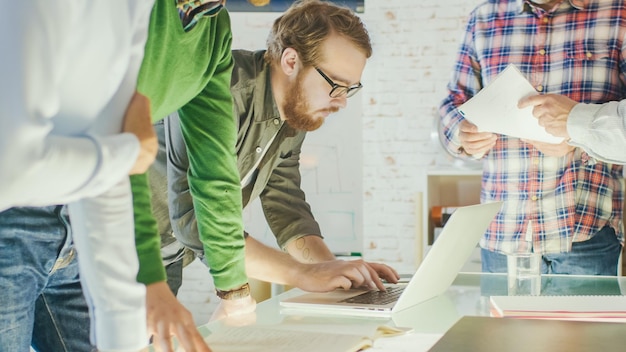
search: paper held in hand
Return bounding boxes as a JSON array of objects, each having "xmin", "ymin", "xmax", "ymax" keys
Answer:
[{"xmin": 457, "ymin": 64, "xmax": 564, "ymax": 144}]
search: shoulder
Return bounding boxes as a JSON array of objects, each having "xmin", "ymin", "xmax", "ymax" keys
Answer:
[
  {"xmin": 231, "ymin": 49, "xmax": 267, "ymax": 87},
  {"xmin": 466, "ymin": 0, "xmax": 521, "ymax": 25}
]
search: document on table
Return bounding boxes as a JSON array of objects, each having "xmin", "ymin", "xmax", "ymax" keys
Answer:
[
  {"xmin": 197, "ymin": 324, "xmax": 415, "ymax": 352},
  {"xmin": 457, "ymin": 64, "xmax": 564, "ymax": 144}
]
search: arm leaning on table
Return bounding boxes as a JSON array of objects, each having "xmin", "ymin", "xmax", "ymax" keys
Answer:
[
  {"xmin": 131, "ymin": 4, "xmax": 251, "ymax": 352},
  {"xmin": 176, "ymin": 46, "xmax": 255, "ymax": 320},
  {"xmin": 255, "ymin": 129, "xmax": 399, "ymax": 290},
  {"xmin": 247, "ymin": 235, "xmax": 396, "ymax": 292},
  {"xmin": 163, "ymin": 114, "xmax": 398, "ymax": 293}
]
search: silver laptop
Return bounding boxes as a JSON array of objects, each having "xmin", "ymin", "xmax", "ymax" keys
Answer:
[{"xmin": 280, "ymin": 202, "xmax": 503, "ymax": 316}]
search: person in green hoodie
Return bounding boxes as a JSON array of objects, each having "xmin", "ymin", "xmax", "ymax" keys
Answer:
[{"xmin": 133, "ymin": 0, "xmax": 254, "ymax": 351}]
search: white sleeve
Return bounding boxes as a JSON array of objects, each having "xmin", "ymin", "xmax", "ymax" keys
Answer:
[
  {"xmin": 568, "ymin": 101, "xmax": 626, "ymax": 164},
  {"xmin": 0, "ymin": 2, "xmax": 142, "ymax": 211},
  {"xmin": 64, "ymin": 1, "xmax": 155, "ymax": 350},
  {"xmin": 68, "ymin": 179, "xmax": 148, "ymax": 351},
  {"xmin": 0, "ymin": 1, "xmax": 154, "ymax": 350}
]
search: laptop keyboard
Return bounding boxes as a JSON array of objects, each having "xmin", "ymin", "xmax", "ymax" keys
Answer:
[{"xmin": 339, "ymin": 286, "xmax": 405, "ymax": 305}]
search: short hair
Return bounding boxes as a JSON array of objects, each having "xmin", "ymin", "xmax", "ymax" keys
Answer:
[{"xmin": 265, "ymin": 0, "xmax": 372, "ymax": 67}]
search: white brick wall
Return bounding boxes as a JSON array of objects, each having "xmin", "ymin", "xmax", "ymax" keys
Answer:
[{"xmin": 178, "ymin": 0, "xmax": 484, "ymax": 325}]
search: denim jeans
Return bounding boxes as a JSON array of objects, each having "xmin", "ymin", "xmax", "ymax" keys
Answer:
[
  {"xmin": 481, "ymin": 225, "xmax": 623, "ymax": 275},
  {"xmin": 0, "ymin": 206, "xmax": 92, "ymax": 352}
]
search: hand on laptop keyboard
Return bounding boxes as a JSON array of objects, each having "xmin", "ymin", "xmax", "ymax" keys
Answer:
[{"xmin": 295, "ymin": 259, "xmax": 399, "ymax": 292}]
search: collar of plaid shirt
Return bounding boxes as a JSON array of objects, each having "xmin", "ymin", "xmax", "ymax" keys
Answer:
[
  {"xmin": 518, "ymin": 0, "xmax": 586, "ymax": 13},
  {"xmin": 176, "ymin": 0, "xmax": 225, "ymax": 31}
]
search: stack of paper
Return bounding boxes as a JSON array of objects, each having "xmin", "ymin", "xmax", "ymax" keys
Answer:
[{"xmin": 489, "ymin": 295, "xmax": 626, "ymax": 322}]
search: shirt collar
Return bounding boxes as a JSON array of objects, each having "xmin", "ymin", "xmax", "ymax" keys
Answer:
[
  {"xmin": 251, "ymin": 52, "xmax": 281, "ymax": 123},
  {"xmin": 517, "ymin": 0, "xmax": 586, "ymax": 14},
  {"xmin": 176, "ymin": 0, "xmax": 225, "ymax": 31}
]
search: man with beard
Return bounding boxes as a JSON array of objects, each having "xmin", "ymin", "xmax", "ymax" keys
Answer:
[{"xmin": 151, "ymin": 0, "xmax": 399, "ymax": 296}]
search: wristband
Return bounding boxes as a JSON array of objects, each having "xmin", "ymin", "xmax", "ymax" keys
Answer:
[{"xmin": 216, "ymin": 283, "xmax": 251, "ymax": 300}]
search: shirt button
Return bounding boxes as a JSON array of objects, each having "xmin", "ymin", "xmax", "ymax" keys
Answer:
[
  {"xmin": 273, "ymin": 119, "xmax": 280, "ymax": 125},
  {"xmin": 255, "ymin": 147, "xmax": 262, "ymax": 153},
  {"xmin": 543, "ymin": 17, "xmax": 549, "ymax": 23},
  {"xmin": 533, "ymin": 159, "xmax": 540, "ymax": 165},
  {"xmin": 586, "ymin": 52, "xmax": 593, "ymax": 59},
  {"xmin": 531, "ymin": 195, "xmax": 538, "ymax": 201},
  {"xmin": 539, "ymin": 49, "xmax": 546, "ymax": 55},
  {"xmin": 536, "ymin": 85, "xmax": 544, "ymax": 92}
]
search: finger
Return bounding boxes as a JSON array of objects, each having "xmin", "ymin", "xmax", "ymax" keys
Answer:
[
  {"xmin": 459, "ymin": 119, "xmax": 478, "ymax": 132},
  {"xmin": 337, "ymin": 262, "xmax": 370, "ymax": 289},
  {"xmin": 543, "ymin": 124, "xmax": 560, "ymax": 135},
  {"xmin": 536, "ymin": 116, "xmax": 548, "ymax": 127},
  {"xmin": 517, "ymin": 94, "xmax": 543, "ymax": 109},
  {"xmin": 390, "ymin": 265, "xmax": 400, "ymax": 280},
  {"xmin": 344, "ymin": 267, "xmax": 367, "ymax": 288},
  {"xmin": 356, "ymin": 262, "xmax": 387, "ymax": 291},
  {"xmin": 463, "ymin": 137, "xmax": 496, "ymax": 155},
  {"xmin": 374, "ymin": 264, "xmax": 400, "ymax": 283},
  {"xmin": 330, "ymin": 275, "xmax": 352, "ymax": 290},
  {"xmin": 367, "ymin": 267, "xmax": 387, "ymax": 291},
  {"xmin": 532, "ymin": 103, "xmax": 555, "ymax": 120},
  {"xmin": 353, "ymin": 264, "xmax": 377, "ymax": 290},
  {"xmin": 460, "ymin": 130, "xmax": 496, "ymax": 144},
  {"xmin": 521, "ymin": 139, "xmax": 543, "ymax": 147},
  {"xmin": 173, "ymin": 324, "xmax": 199, "ymax": 352},
  {"xmin": 175, "ymin": 324, "xmax": 213, "ymax": 352},
  {"xmin": 153, "ymin": 331, "xmax": 174, "ymax": 352}
]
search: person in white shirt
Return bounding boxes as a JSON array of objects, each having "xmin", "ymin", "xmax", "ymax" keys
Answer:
[
  {"xmin": 519, "ymin": 94, "xmax": 626, "ymax": 164},
  {"xmin": 0, "ymin": 2, "xmax": 156, "ymax": 351}
]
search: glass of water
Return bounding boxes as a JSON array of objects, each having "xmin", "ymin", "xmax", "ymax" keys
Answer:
[{"xmin": 507, "ymin": 252, "xmax": 541, "ymax": 296}]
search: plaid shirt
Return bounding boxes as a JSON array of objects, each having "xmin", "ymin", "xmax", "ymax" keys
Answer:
[
  {"xmin": 439, "ymin": 0, "xmax": 625, "ymax": 254},
  {"xmin": 176, "ymin": 0, "xmax": 224, "ymax": 31}
]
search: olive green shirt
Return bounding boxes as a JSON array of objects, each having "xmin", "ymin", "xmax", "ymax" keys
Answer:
[{"xmin": 157, "ymin": 49, "xmax": 322, "ymax": 258}]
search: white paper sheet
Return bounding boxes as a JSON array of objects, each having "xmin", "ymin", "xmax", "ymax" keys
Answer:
[
  {"xmin": 457, "ymin": 64, "xmax": 564, "ymax": 144},
  {"xmin": 368, "ymin": 333, "xmax": 444, "ymax": 352}
]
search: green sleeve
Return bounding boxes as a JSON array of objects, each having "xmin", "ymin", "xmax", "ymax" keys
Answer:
[
  {"xmin": 131, "ymin": 173, "xmax": 167, "ymax": 284},
  {"xmin": 178, "ymin": 16, "xmax": 247, "ymax": 291}
]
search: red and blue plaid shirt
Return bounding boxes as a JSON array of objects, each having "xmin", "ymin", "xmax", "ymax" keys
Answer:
[{"xmin": 439, "ymin": 0, "xmax": 625, "ymax": 254}]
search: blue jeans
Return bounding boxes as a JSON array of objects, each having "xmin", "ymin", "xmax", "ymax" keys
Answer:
[
  {"xmin": 481, "ymin": 226, "xmax": 622, "ymax": 275},
  {"xmin": 0, "ymin": 206, "xmax": 92, "ymax": 352}
]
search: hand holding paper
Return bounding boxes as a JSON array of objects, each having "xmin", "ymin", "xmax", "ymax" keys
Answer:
[
  {"xmin": 457, "ymin": 64, "xmax": 564, "ymax": 144},
  {"xmin": 458, "ymin": 119, "xmax": 498, "ymax": 157},
  {"xmin": 518, "ymin": 93, "xmax": 578, "ymax": 140}
]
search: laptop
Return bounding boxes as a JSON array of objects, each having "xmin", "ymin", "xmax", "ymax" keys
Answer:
[{"xmin": 280, "ymin": 201, "xmax": 503, "ymax": 317}]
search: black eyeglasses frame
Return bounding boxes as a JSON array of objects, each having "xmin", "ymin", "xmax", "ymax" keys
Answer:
[{"xmin": 315, "ymin": 67, "xmax": 363, "ymax": 98}]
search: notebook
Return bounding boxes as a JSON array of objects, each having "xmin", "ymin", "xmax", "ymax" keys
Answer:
[
  {"xmin": 489, "ymin": 295, "xmax": 626, "ymax": 322},
  {"xmin": 280, "ymin": 201, "xmax": 503, "ymax": 316},
  {"xmin": 429, "ymin": 316, "xmax": 626, "ymax": 352}
]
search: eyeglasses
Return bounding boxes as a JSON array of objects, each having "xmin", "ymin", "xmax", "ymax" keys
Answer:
[{"xmin": 315, "ymin": 67, "xmax": 363, "ymax": 98}]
